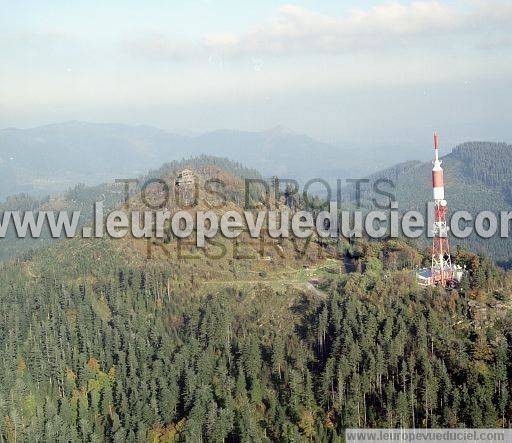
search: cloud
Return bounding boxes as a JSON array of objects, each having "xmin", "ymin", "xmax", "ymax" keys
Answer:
[
  {"xmin": 125, "ymin": 2, "xmax": 512, "ymax": 61},
  {"xmin": 202, "ymin": 1, "xmax": 512, "ymax": 56},
  {"xmin": 125, "ymin": 33, "xmax": 199, "ymax": 61}
]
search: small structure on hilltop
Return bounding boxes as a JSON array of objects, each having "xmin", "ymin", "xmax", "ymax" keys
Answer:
[
  {"xmin": 175, "ymin": 169, "xmax": 195, "ymax": 187},
  {"xmin": 174, "ymin": 169, "xmax": 197, "ymax": 207}
]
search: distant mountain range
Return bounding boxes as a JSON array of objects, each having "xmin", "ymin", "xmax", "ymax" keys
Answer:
[{"xmin": 0, "ymin": 121, "xmax": 406, "ymax": 199}]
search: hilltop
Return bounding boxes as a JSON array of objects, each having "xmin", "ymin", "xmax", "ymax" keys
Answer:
[{"xmin": 0, "ymin": 156, "xmax": 260, "ymax": 261}]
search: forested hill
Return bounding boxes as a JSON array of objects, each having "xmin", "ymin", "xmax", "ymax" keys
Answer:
[
  {"xmin": 451, "ymin": 142, "xmax": 512, "ymax": 196},
  {"xmin": 1, "ymin": 159, "xmax": 512, "ymax": 441},
  {"xmin": 340, "ymin": 141, "xmax": 512, "ymax": 265},
  {"xmin": 0, "ymin": 155, "xmax": 260, "ymax": 262}
]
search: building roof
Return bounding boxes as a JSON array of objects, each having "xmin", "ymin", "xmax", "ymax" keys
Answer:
[{"xmin": 417, "ymin": 268, "xmax": 432, "ymax": 279}]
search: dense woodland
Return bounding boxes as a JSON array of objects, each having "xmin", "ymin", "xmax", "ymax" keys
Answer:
[
  {"xmin": 0, "ymin": 232, "xmax": 511, "ymax": 442},
  {"xmin": 451, "ymin": 142, "xmax": 512, "ymax": 199}
]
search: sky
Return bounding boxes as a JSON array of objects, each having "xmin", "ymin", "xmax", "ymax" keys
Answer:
[{"xmin": 1, "ymin": 0, "xmax": 511, "ymax": 148}]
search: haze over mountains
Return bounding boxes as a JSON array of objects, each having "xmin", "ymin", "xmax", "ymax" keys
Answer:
[{"xmin": 0, "ymin": 121, "xmax": 416, "ymax": 199}]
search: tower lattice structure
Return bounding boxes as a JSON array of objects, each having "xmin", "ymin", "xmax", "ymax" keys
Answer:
[{"xmin": 431, "ymin": 133, "xmax": 454, "ymax": 286}]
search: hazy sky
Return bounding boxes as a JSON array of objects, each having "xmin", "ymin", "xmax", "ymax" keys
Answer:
[{"xmin": 1, "ymin": 0, "xmax": 511, "ymax": 146}]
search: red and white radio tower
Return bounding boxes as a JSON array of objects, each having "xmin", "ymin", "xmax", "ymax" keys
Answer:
[{"xmin": 431, "ymin": 133, "xmax": 454, "ymax": 285}]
